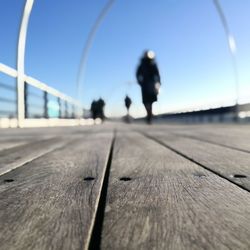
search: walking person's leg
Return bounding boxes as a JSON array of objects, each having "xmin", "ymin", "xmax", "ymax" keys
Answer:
[{"xmin": 144, "ymin": 103, "xmax": 152, "ymax": 124}]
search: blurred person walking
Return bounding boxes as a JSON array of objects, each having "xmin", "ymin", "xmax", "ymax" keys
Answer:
[
  {"xmin": 97, "ymin": 98, "xmax": 105, "ymax": 121},
  {"xmin": 90, "ymin": 100, "xmax": 98, "ymax": 120},
  {"xmin": 90, "ymin": 98, "xmax": 105, "ymax": 122},
  {"xmin": 124, "ymin": 95, "xmax": 132, "ymax": 115},
  {"xmin": 136, "ymin": 50, "xmax": 161, "ymax": 124},
  {"xmin": 124, "ymin": 95, "xmax": 132, "ymax": 123}
]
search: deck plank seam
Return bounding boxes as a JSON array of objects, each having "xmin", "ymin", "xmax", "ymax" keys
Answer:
[
  {"xmin": 88, "ymin": 129, "xmax": 116, "ymax": 250},
  {"xmin": 171, "ymin": 132, "xmax": 250, "ymax": 155},
  {"xmin": 0, "ymin": 137, "xmax": 78, "ymax": 177},
  {"xmin": 137, "ymin": 131, "xmax": 250, "ymax": 193}
]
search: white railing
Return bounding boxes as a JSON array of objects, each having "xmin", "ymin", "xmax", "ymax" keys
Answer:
[
  {"xmin": 0, "ymin": 62, "xmax": 90, "ymax": 128},
  {"xmin": 0, "ymin": 0, "xmax": 91, "ymax": 128}
]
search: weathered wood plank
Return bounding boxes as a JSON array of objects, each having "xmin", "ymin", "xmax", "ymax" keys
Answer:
[
  {"xmin": 0, "ymin": 137, "xmax": 69, "ymax": 176},
  {"xmin": 0, "ymin": 131, "xmax": 113, "ymax": 250},
  {"xmin": 143, "ymin": 131, "xmax": 250, "ymax": 191},
  {"xmin": 138, "ymin": 124, "xmax": 250, "ymax": 153},
  {"xmin": 0, "ymin": 126, "xmax": 90, "ymax": 152},
  {"xmin": 0, "ymin": 126, "xmax": 90, "ymax": 137},
  {"xmin": 172, "ymin": 129, "xmax": 250, "ymax": 153},
  {"xmin": 101, "ymin": 132, "xmax": 250, "ymax": 250},
  {"xmin": 0, "ymin": 140, "xmax": 28, "ymax": 151}
]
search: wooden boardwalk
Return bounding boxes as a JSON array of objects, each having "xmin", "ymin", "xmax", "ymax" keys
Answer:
[{"xmin": 0, "ymin": 123, "xmax": 250, "ymax": 250}]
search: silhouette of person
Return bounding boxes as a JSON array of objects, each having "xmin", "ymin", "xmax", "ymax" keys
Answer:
[
  {"xmin": 125, "ymin": 95, "xmax": 132, "ymax": 114},
  {"xmin": 124, "ymin": 95, "xmax": 132, "ymax": 123},
  {"xmin": 90, "ymin": 100, "xmax": 98, "ymax": 120},
  {"xmin": 136, "ymin": 50, "xmax": 161, "ymax": 124},
  {"xmin": 97, "ymin": 98, "xmax": 105, "ymax": 121}
]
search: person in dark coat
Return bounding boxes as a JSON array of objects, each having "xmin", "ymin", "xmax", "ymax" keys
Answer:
[
  {"xmin": 124, "ymin": 95, "xmax": 132, "ymax": 114},
  {"xmin": 124, "ymin": 95, "xmax": 132, "ymax": 123},
  {"xmin": 136, "ymin": 50, "xmax": 161, "ymax": 124},
  {"xmin": 97, "ymin": 98, "xmax": 105, "ymax": 121},
  {"xmin": 90, "ymin": 100, "xmax": 98, "ymax": 120}
]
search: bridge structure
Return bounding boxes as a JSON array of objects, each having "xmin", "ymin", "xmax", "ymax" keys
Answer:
[
  {"xmin": 1, "ymin": 0, "xmax": 247, "ymax": 128},
  {"xmin": 0, "ymin": 62, "xmax": 88, "ymax": 128},
  {"xmin": 0, "ymin": 0, "xmax": 89, "ymax": 128},
  {"xmin": 0, "ymin": 1, "xmax": 250, "ymax": 250}
]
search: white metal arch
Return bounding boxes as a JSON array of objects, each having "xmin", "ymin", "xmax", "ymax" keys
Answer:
[
  {"xmin": 213, "ymin": 0, "xmax": 239, "ymax": 105},
  {"xmin": 17, "ymin": 0, "xmax": 34, "ymax": 127},
  {"xmin": 76, "ymin": 0, "xmax": 115, "ymax": 102}
]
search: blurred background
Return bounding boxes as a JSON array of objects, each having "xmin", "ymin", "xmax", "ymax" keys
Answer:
[{"xmin": 0, "ymin": 0, "xmax": 250, "ymax": 125}]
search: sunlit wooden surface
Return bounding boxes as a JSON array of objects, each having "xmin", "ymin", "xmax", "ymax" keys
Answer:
[{"xmin": 0, "ymin": 122, "xmax": 250, "ymax": 250}]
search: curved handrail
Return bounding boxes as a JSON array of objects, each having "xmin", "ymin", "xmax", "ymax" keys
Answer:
[
  {"xmin": 213, "ymin": 0, "xmax": 239, "ymax": 105},
  {"xmin": 17, "ymin": 0, "xmax": 35, "ymax": 126},
  {"xmin": 76, "ymin": 0, "xmax": 115, "ymax": 102}
]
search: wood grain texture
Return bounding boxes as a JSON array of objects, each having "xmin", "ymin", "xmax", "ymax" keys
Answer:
[
  {"xmin": 0, "ymin": 137, "xmax": 69, "ymax": 176},
  {"xmin": 0, "ymin": 140, "xmax": 28, "ymax": 151},
  {"xmin": 0, "ymin": 132, "xmax": 113, "ymax": 250},
  {"xmin": 101, "ymin": 132, "xmax": 250, "ymax": 250},
  {"xmin": 0, "ymin": 126, "xmax": 91, "ymax": 137},
  {"xmin": 136, "ymin": 123, "xmax": 250, "ymax": 153},
  {"xmin": 172, "ymin": 130, "xmax": 250, "ymax": 153},
  {"xmin": 144, "ymin": 131, "xmax": 250, "ymax": 191}
]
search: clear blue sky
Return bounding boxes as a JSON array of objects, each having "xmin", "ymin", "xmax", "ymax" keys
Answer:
[{"xmin": 0, "ymin": 0, "xmax": 250, "ymax": 117}]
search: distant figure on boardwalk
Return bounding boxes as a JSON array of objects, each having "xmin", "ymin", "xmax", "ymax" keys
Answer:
[
  {"xmin": 90, "ymin": 100, "xmax": 98, "ymax": 120},
  {"xmin": 97, "ymin": 98, "xmax": 105, "ymax": 121},
  {"xmin": 124, "ymin": 95, "xmax": 132, "ymax": 123},
  {"xmin": 136, "ymin": 50, "xmax": 161, "ymax": 124},
  {"xmin": 90, "ymin": 98, "xmax": 105, "ymax": 122},
  {"xmin": 124, "ymin": 95, "xmax": 132, "ymax": 114}
]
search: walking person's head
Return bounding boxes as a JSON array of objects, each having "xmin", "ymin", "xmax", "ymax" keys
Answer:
[{"xmin": 143, "ymin": 50, "xmax": 155, "ymax": 60}]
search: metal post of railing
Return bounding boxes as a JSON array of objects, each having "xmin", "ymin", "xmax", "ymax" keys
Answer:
[
  {"xmin": 79, "ymin": 108, "xmax": 82, "ymax": 119},
  {"xmin": 72, "ymin": 105, "xmax": 75, "ymax": 118},
  {"xmin": 44, "ymin": 91, "xmax": 48, "ymax": 118},
  {"xmin": 220, "ymin": 113, "xmax": 224, "ymax": 122},
  {"xmin": 77, "ymin": 106, "xmax": 81, "ymax": 119},
  {"xmin": 82, "ymin": 108, "xmax": 85, "ymax": 118},
  {"xmin": 57, "ymin": 97, "xmax": 62, "ymax": 118},
  {"xmin": 15, "ymin": 81, "xmax": 18, "ymax": 119},
  {"xmin": 75, "ymin": 106, "xmax": 78, "ymax": 119},
  {"xmin": 65, "ymin": 101, "xmax": 68, "ymax": 118},
  {"xmin": 24, "ymin": 82, "xmax": 28, "ymax": 118},
  {"xmin": 234, "ymin": 104, "xmax": 239, "ymax": 122}
]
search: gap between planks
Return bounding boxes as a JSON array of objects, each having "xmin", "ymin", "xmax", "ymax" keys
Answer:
[
  {"xmin": 100, "ymin": 131, "xmax": 250, "ymax": 250},
  {"xmin": 88, "ymin": 130, "xmax": 116, "ymax": 250},
  {"xmin": 0, "ymin": 137, "xmax": 74, "ymax": 177},
  {"xmin": 138, "ymin": 131, "xmax": 250, "ymax": 193},
  {"xmin": 0, "ymin": 130, "xmax": 115, "ymax": 250},
  {"xmin": 170, "ymin": 132, "xmax": 250, "ymax": 155}
]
